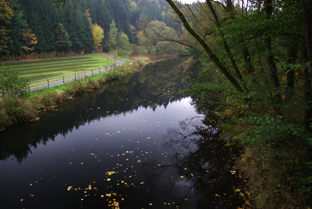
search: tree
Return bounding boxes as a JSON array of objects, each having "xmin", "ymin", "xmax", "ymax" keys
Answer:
[
  {"xmin": 0, "ymin": 67, "xmax": 29, "ymax": 94},
  {"xmin": 85, "ymin": 9, "xmax": 104, "ymax": 49},
  {"xmin": 92, "ymin": 23, "xmax": 104, "ymax": 49},
  {"xmin": 117, "ymin": 32, "xmax": 130, "ymax": 51},
  {"xmin": 7, "ymin": 9, "xmax": 27, "ymax": 57},
  {"xmin": 108, "ymin": 19, "xmax": 118, "ymax": 50},
  {"xmin": 55, "ymin": 23, "xmax": 71, "ymax": 52},
  {"xmin": 165, "ymin": 0, "xmax": 245, "ymax": 93},
  {"xmin": 22, "ymin": 28, "xmax": 38, "ymax": 53},
  {"xmin": 0, "ymin": 0, "xmax": 13, "ymax": 54},
  {"xmin": 138, "ymin": 20, "xmax": 181, "ymax": 55}
]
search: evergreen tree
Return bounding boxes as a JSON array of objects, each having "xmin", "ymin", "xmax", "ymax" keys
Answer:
[
  {"xmin": 108, "ymin": 19, "xmax": 118, "ymax": 51},
  {"xmin": 7, "ymin": 10, "xmax": 27, "ymax": 56},
  {"xmin": 0, "ymin": 0, "xmax": 13, "ymax": 54},
  {"xmin": 55, "ymin": 23, "xmax": 71, "ymax": 52}
]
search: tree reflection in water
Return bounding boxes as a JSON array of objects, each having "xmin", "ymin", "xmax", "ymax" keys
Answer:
[{"xmin": 146, "ymin": 115, "xmax": 244, "ymax": 209}]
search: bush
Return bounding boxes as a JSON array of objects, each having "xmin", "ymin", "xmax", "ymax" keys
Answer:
[
  {"xmin": 0, "ymin": 96, "xmax": 37, "ymax": 129},
  {"xmin": 0, "ymin": 67, "xmax": 29, "ymax": 94}
]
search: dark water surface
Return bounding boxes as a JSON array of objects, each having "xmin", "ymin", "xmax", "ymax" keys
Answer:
[{"xmin": 0, "ymin": 59, "xmax": 243, "ymax": 209}]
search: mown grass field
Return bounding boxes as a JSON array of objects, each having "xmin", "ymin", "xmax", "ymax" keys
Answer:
[{"xmin": 0, "ymin": 54, "xmax": 116, "ymax": 82}]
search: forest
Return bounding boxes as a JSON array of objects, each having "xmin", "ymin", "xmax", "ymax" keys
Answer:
[{"xmin": 0, "ymin": 0, "xmax": 175, "ymax": 60}]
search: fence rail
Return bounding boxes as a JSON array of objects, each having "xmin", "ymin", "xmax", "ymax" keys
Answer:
[{"xmin": 0, "ymin": 56, "xmax": 125, "ymax": 95}]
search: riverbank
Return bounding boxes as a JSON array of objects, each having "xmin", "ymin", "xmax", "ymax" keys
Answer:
[
  {"xmin": 0, "ymin": 54, "xmax": 153, "ymax": 131},
  {"xmin": 184, "ymin": 59, "xmax": 312, "ymax": 208}
]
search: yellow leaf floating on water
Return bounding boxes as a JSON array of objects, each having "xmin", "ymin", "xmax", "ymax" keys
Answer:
[
  {"xmin": 106, "ymin": 171, "xmax": 116, "ymax": 176},
  {"xmin": 107, "ymin": 178, "xmax": 111, "ymax": 181},
  {"xmin": 235, "ymin": 188, "xmax": 241, "ymax": 192},
  {"xmin": 30, "ymin": 117, "xmax": 40, "ymax": 122},
  {"xmin": 67, "ymin": 186, "xmax": 72, "ymax": 191}
]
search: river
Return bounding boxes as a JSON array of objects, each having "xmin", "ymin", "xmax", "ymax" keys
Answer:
[{"xmin": 0, "ymin": 59, "xmax": 244, "ymax": 209}]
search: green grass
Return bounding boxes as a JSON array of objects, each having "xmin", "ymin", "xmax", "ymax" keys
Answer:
[{"xmin": 0, "ymin": 54, "xmax": 116, "ymax": 82}]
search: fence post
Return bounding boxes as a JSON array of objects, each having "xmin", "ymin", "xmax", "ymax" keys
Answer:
[
  {"xmin": 63, "ymin": 76, "xmax": 65, "ymax": 84},
  {"xmin": 92, "ymin": 69, "xmax": 93, "ymax": 75},
  {"xmin": 99, "ymin": 67, "xmax": 101, "ymax": 73},
  {"xmin": 28, "ymin": 84, "xmax": 30, "ymax": 91},
  {"xmin": 47, "ymin": 79, "xmax": 50, "ymax": 88},
  {"xmin": 84, "ymin": 70, "xmax": 86, "ymax": 78},
  {"xmin": 75, "ymin": 73, "xmax": 77, "ymax": 80}
]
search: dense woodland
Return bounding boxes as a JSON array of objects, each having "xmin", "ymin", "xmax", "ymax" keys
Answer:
[
  {"xmin": 0, "ymin": 0, "xmax": 175, "ymax": 59},
  {"xmin": 162, "ymin": 0, "xmax": 312, "ymax": 208}
]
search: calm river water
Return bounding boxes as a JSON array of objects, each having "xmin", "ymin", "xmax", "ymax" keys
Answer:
[{"xmin": 0, "ymin": 59, "xmax": 244, "ymax": 209}]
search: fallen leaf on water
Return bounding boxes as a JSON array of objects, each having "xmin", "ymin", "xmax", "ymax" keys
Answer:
[
  {"xmin": 106, "ymin": 171, "xmax": 116, "ymax": 176},
  {"xmin": 230, "ymin": 170, "xmax": 236, "ymax": 175},
  {"xmin": 30, "ymin": 117, "xmax": 40, "ymax": 122},
  {"xmin": 67, "ymin": 186, "xmax": 72, "ymax": 191}
]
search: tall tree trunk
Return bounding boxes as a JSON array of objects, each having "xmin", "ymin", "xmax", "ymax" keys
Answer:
[
  {"xmin": 285, "ymin": 48, "xmax": 297, "ymax": 100},
  {"xmin": 205, "ymin": 0, "xmax": 244, "ymax": 84},
  {"xmin": 302, "ymin": 0, "xmax": 312, "ymax": 133},
  {"xmin": 165, "ymin": 0, "xmax": 245, "ymax": 93},
  {"xmin": 264, "ymin": 0, "xmax": 281, "ymax": 112},
  {"xmin": 242, "ymin": 47, "xmax": 255, "ymax": 75}
]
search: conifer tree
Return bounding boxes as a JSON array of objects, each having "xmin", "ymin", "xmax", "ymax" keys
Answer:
[
  {"xmin": 0, "ymin": 0, "xmax": 13, "ymax": 54},
  {"xmin": 108, "ymin": 20, "xmax": 118, "ymax": 51}
]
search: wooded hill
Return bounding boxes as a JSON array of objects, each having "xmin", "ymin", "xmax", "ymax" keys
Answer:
[{"xmin": 0, "ymin": 0, "xmax": 173, "ymax": 59}]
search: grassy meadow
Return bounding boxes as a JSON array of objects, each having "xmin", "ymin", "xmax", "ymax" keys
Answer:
[{"xmin": 0, "ymin": 54, "xmax": 116, "ymax": 82}]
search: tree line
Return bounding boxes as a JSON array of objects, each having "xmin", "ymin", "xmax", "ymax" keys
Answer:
[{"xmin": 0, "ymin": 0, "xmax": 174, "ymax": 60}]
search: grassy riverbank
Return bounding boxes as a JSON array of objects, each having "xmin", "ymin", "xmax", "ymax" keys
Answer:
[{"xmin": 0, "ymin": 55, "xmax": 150, "ymax": 131}]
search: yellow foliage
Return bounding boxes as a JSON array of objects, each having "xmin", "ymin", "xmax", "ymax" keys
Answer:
[
  {"xmin": 92, "ymin": 24, "xmax": 104, "ymax": 48},
  {"xmin": 0, "ymin": 0, "xmax": 13, "ymax": 22},
  {"xmin": 22, "ymin": 28, "xmax": 38, "ymax": 52}
]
